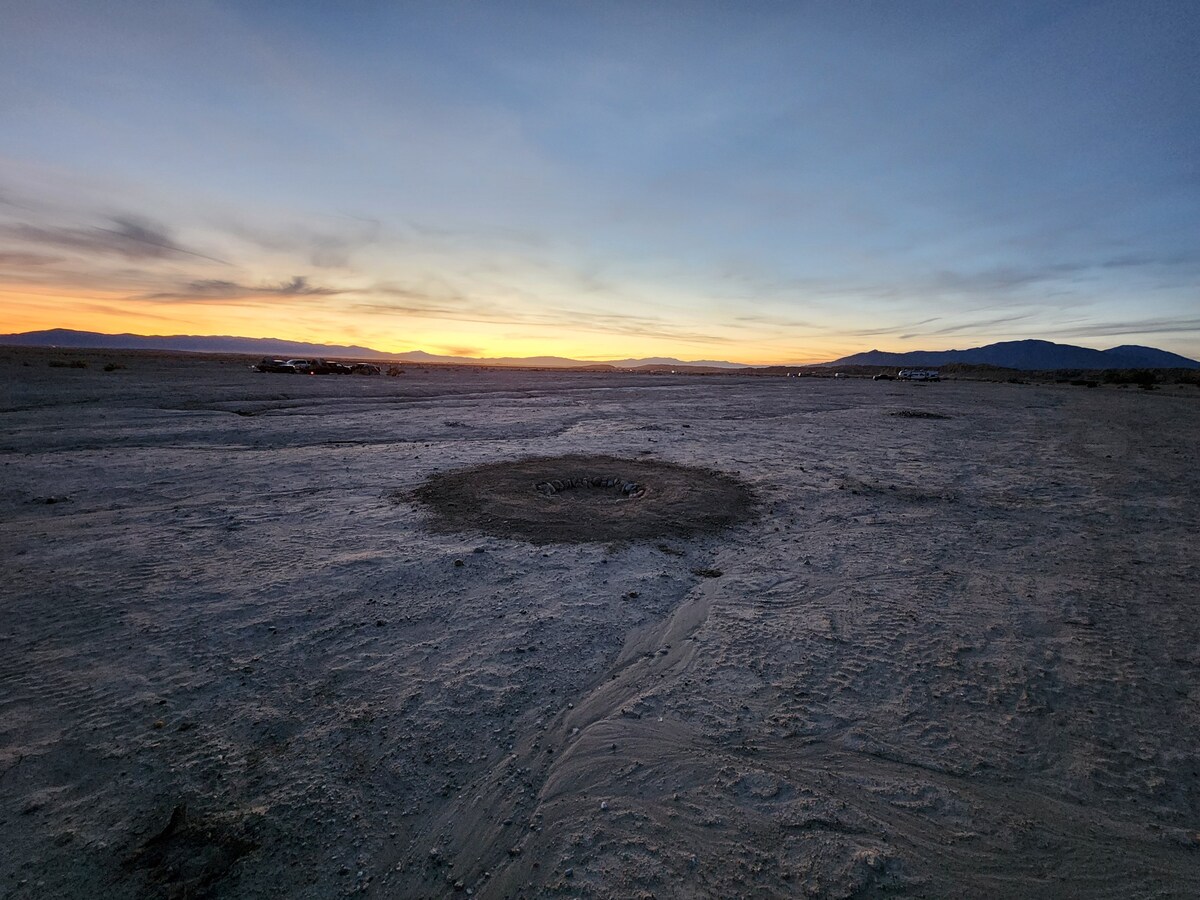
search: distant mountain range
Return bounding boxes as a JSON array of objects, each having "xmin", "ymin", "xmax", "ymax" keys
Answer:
[
  {"xmin": 828, "ymin": 339, "xmax": 1200, "ymax": 370},
  {"xmin": 394, "ymin": 348, "xmax": 746, "ymax": 368},
  {"xmin": 3, "ymin": 330, "xmax": 1197, "ymax": 371},
  {"xmin": 0, "ymin": 328, "xmax": 748, "ymax": 369}
]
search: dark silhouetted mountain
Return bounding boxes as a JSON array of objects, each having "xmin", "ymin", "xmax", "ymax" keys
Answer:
[
  {"xmin": 0, "ymin": 328, "xmax": 381, "ymax": 357},
  {"xmin": 602, "ymin": 357, "xmax": 747, "ymax": 369},
  {"xmin": 827, "ymin": 339, "xmax": 1200, "ymax": 370},
  {"xmin": 0, "ymin": 329, "xmax": 749, "ymax": 368},
  {"xmin": 391, "ymin": 349, "xmax": 590, "ymax": 367},
  {"xmin": 1097, "ymin": 344, "xmax": 1200, "ymax": 368},
  {"xmin": 10, "ymin": 329, "xmax": 1194, "ymax": 371},
  {"xmin": 390, "ymin": 350, "xmax": 746, "ymax": 368}
]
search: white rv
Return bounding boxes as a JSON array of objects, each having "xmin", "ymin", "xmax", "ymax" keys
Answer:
[{"xmin": 898, "ymin": 368, "xmax": 940, "ymax": 382}]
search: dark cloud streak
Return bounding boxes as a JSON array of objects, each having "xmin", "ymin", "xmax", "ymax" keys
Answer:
[
  {"xmin": 141, "ymin": 275, "xmax": 342, "ymax": 302},
  {"xmin": 1036, "ymin": 317, "xmax": 1200, "ymax": 339},
  {"xmin": 843, "ymin": 317, "xmax": 941, "ymax": 338},
  {"xmin": 2, "ymin": 216, "xmax": 227, "ymax": 264},
  {"xmin": 899, "ymin": 313, "xmax": 1037, "ymax": 340}
]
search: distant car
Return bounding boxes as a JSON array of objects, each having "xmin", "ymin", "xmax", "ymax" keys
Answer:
[
  {"xmin": 254, "ymin": 357, "xmax": 296, "ymax": 373},
  {"xmin": 285, "ymin": 358, "xmax": 316, "ymax": 373},
  {"xmin": 833, "ymin": 372, "xmax": 847, "ymax": 379},
  {"xmin": 873, "ymin": 373, "xmax": 894, "ymax": 381}
]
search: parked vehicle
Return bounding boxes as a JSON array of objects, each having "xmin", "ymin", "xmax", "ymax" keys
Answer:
[
  {"xmin": 254, "ymin": 357, "xmax": 380, "ymax": 375},
  {"xmin": 254, "ymin": 357, "xmax": 296, "ymax": 373},
  {"xmin": 311, "ymin": 359, "xmax": 352, "ymax": 374},
  {"xmin": 873, "ymin": 373, "xmax": 895, "ymax": 381},
  {"xmin": 898, "ymin": 368, "xmax": 940, "ymax": 382}
]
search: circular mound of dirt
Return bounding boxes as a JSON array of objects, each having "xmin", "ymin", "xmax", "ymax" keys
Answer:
[{"xmin": 412, "ymin": 454, "xmax": 755, "ymax": 544}]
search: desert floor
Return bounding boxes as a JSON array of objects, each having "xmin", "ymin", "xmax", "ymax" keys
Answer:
[{"xmin": 2, "ymin": 349, "xmax": 1199, "ymax": 899}]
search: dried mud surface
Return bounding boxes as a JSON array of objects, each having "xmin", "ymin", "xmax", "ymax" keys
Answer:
[
  {"xmin": 411, "ymin": 454, "xmax": 756, "ymax": 544},
  {"xmin": 2, "ymin": 348, "xmax": 1199, "ymax": 899}
]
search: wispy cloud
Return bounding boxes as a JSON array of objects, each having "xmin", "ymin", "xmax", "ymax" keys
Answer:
[
  {"xmin": 0, "ymin": 251, "xmax": 60, "ymax": 267},
  {"xmin": 406, "ymin": 221, "xmax": 548, "ymax": 249},
  {"xmin": 75, "ymin": 301, "xmax": 176, "ymax": 322},
  {"xmin": 360, "ymin": 284, "xmax": 737, "ymax": 345},
  {"xmin": 141, "ymin": 275, "xmax": 343, "ymax": 302},
  {"xmin": 736, "ymin": 254, "xmax": 1196, "ymax": 313},
  {"xmin": 2, "ymin": 216, "xmax": 226, "ymax": 263},
  {"xmin": 843, "ymin": 317, "xmax": 941, "ymax": 338},
  {"xmin": 922, "ymin": 255, "xmax": 1196, "ymax": 295},
  {"xmin": 1037, "ymin": 317, "xmax": 1200, "ymax": 339},
  {"xmin": 224, "ymin": 217, "xmax": 382, "ymax": 268},
  {"xmin": 731, "ymin": 313, "xmax": 819, "ymax": 329},
  {"xmin": 899, "ymin": 312, "xmax": 1037, "ymax": 340}
]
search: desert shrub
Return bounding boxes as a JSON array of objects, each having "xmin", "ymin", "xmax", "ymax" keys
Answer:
[
  {"xmin": 1102, "ymin": 369, "xmax": 1158, "ymax": 388},
  {"xmin": 49, "ymin": 359, "xmax": 88, "ymax": 369},
  {"xmin": 103, "ymin": 363, "xmax": 126, "ymax": 372}
]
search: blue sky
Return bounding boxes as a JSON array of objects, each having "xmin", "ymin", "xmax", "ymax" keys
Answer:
[{"xmin": 1, "ymin": 0, "xmax": 1197, "ymax": 362}]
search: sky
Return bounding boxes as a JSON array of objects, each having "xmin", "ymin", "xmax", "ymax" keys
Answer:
[{"xmin": 1, "ymin": 0, "xmax": 1197, "ymax": 364}]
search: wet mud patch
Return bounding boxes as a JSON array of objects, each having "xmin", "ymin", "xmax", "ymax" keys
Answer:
[
  {"xmin": 122, "ymin": 804, "xmax": 258, "ymax": 899},
  {"xmin": 411, "ymin": 453, "xmax": 755, "ymax": 544}
]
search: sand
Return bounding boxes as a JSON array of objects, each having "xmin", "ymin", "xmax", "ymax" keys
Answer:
[{"xmin": 1, "ymin": 348, "xmax": 1198, "ymax": 899}]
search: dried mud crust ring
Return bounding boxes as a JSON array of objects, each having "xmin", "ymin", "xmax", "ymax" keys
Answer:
[{"xmin": 412, "ymin": 453, "xmax": 755, "ymax": 544}]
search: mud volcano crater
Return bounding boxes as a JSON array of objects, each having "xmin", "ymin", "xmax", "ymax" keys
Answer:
[{"xmin": 413, "ymin": 454, "xmax": 755, "ymax": 544}]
